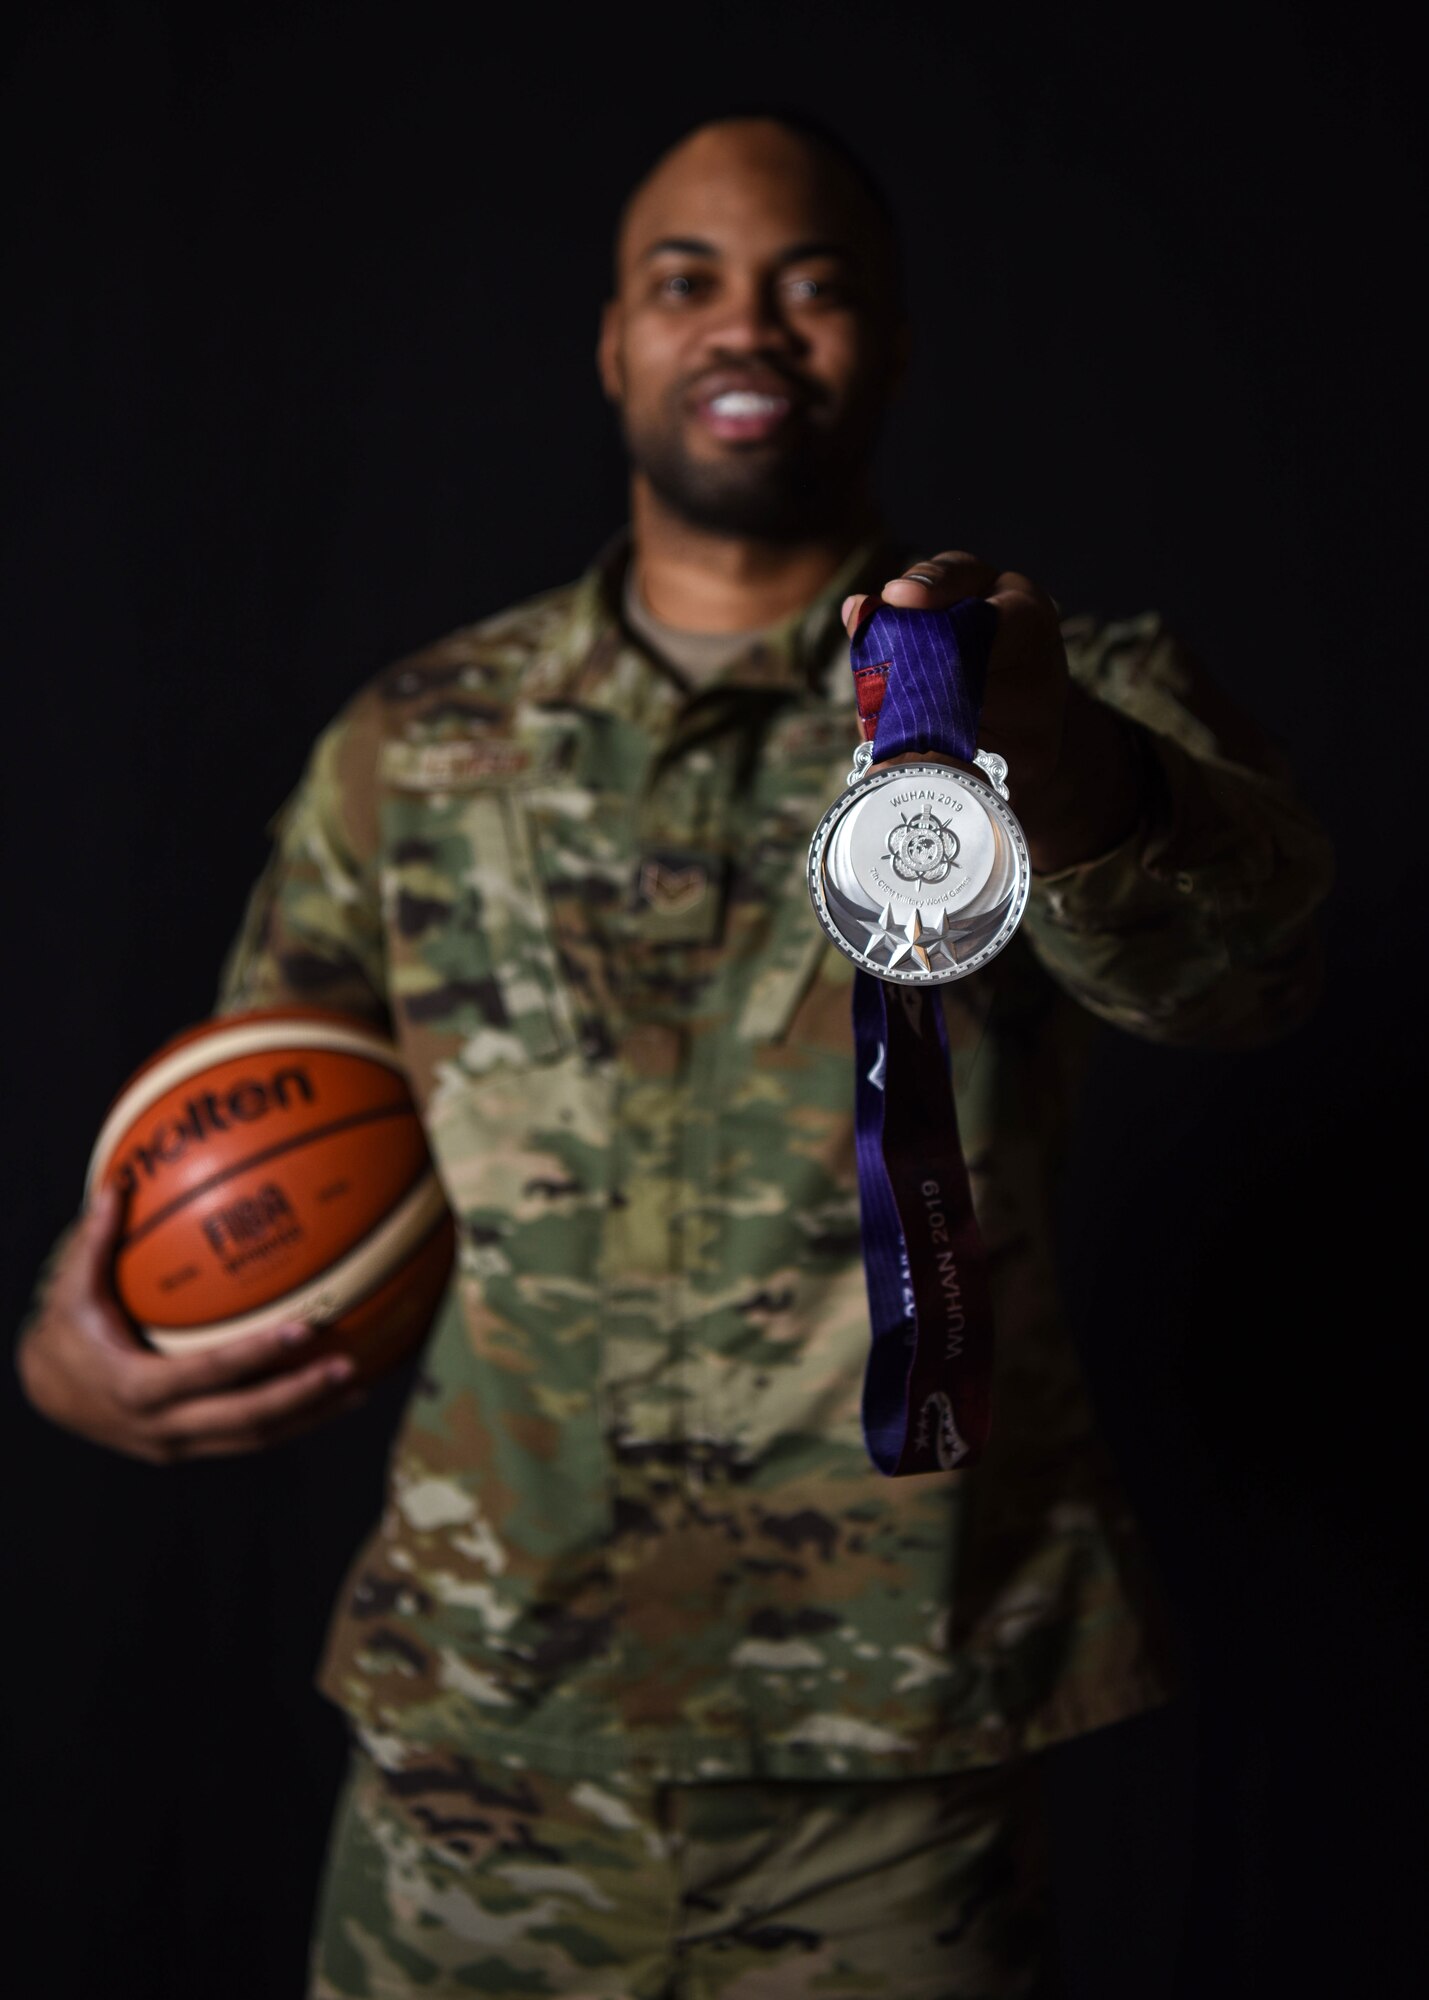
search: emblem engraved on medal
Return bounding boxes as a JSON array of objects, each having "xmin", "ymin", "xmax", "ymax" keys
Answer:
[{"xmin": 807, "ymin": 751, "xmax": 1030, "ymax": 983}]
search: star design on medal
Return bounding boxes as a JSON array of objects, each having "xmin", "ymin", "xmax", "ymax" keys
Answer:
[{"xmin": 863, "ymin": 901, "xmax": 957, "ymax": 973}]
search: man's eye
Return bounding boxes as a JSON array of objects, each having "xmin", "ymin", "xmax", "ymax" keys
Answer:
[
  {"xmin": 660, "ymin": 273, "xmax": 706, "ymax": 300},
  {"xmin": 787, "ymin": 274, "xmax": 848, "ymax": 304}
]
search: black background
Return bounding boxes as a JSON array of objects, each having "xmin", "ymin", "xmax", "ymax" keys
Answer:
[{"xmin": 2, "ymin": 4, "xmax": 1422, "ymax": 1994}]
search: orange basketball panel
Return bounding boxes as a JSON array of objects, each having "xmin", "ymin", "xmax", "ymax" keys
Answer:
[
  {"xmin": 107, "ymin": 1048, "xmax": 415, "ymax": 1238},
  {"xmin": 116, "ymin": 1111, "xmax": 431, "ymax": 1328}
]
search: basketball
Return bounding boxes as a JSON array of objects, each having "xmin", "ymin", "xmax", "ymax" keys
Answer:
[{"xmin": 87, "ymin": 1007, "xmax": 455, "ymax": 1381}]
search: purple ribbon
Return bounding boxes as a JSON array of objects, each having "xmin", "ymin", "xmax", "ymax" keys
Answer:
[{"xmin": 849, "ymin": 601, "xmax": 999, "ymax": 1475}]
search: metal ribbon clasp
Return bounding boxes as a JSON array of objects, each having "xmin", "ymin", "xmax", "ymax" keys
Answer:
[{"xmin": 846, "ymin": 740, "xmax": 1011, "ymax": 800}]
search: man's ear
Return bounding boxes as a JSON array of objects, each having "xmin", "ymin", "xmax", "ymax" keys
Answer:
[{"xmin": 597, "ymin": 300, "xmax": 624, "ymax": 403}]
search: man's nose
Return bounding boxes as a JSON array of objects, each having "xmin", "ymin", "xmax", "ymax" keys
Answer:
[{"xmin": 701, "ymin": 279, "xmax": 804, "ymax": 355}]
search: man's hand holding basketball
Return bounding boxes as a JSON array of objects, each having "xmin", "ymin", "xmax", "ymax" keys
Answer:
[
  {"xmin": 843, "ymin": 551, "xmax": 1147, "ymax": 873},
  {"xmin": 16, "ymin": 1182, "xmax": 365, "ymax": 1463}
]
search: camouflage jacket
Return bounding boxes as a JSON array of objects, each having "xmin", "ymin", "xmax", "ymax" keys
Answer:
[{"xmin": 218, "ymin": 536, "xmax": 1331, "ymax": 1782}]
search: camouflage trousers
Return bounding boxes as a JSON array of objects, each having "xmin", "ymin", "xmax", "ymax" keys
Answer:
[{"xmin": 308, "ymin": 1739, "xmax": 1056, "ymax": 1999}]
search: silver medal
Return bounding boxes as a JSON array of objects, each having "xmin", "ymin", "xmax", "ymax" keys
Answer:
[{"xmin": 807, "ymin": 747, "xmax": 1030, "ymax": 983}]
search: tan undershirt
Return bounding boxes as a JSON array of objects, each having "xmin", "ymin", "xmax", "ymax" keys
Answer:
[{"xmin": 621, "ymin": 567, "xmax": 775, "ymax": 686}]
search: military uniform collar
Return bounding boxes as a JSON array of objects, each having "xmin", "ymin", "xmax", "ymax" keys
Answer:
[{"xmin": 543, "ymin": 530, "xmax": 905, "ymax": 719}]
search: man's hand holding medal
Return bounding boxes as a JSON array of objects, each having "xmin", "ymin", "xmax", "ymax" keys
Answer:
[{"xmin": 842, "ymin": 550, "xmax": 1147, "ymax": 878}]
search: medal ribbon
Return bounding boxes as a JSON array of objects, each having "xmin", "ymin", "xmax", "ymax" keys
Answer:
[{"xmin": 849, "ymin": 599, "xmax": 999, "ymax": 1474}]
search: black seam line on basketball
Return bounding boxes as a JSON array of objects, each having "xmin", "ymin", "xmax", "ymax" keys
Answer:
[{"xmin": 119, "ymin": 1103, "xmax": 420, "ymax": 1252}]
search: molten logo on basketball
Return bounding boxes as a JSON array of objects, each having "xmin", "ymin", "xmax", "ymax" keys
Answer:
[{"xmin": 112, "ymin": 1067, "xmax": 316, "ymax": 1192}]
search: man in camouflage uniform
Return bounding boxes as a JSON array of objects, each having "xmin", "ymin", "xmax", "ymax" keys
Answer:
[{"xmin": 20, "ymin": 117, "xmax": 1331, "ymax": 1996}]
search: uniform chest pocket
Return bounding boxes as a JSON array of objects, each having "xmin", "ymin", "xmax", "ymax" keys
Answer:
[{"xmin": 379, "ymin": 746, "xmax": 581, "ymax": 1075}]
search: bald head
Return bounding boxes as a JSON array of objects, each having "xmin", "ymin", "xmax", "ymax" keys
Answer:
[
  {"xmin": 599, "ymin": 116, "xmax": 906, "ymax": 543},
  {"xmin": 615, "ymin": 116, "xmax": 901, "ymax": 302}
]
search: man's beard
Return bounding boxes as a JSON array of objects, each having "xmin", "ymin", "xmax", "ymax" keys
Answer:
[{"xmin": 624, "ymin": 415, "xmax": 867, "ymax": 543}]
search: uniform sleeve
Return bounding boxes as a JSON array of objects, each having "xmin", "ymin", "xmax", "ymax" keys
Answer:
[
  {"xmin": 215, "ymin": 691, "xmax": 390, "ymax": 1031},
  {"xmin": 1018, "ymin": 612, "xmax": 1334, "ymax": 1049}
]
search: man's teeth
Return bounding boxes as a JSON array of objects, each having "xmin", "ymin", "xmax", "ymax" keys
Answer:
[{"xmin": 709, "ymin": 391, "xmax": 788, "ymax": 418}]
